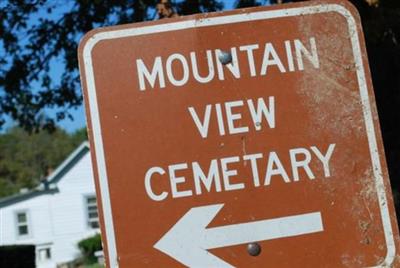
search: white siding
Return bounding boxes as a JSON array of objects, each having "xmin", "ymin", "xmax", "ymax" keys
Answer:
[
  {"xmin": 0, "ymin": 194, "xmax": 53, "ymax": 245},
  {"xmin": 0, "ymin": 193, "xmax": 57, "ymax": 268},
  {"xmin": 50, "ymin": 152, "xmax": 99, "ymax": 264},
  {"xmin": 0, "ymin": 145, "xmax": 100, "ymax": 268}
]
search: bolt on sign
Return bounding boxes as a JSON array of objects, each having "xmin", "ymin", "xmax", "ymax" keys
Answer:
[{"xmin": 78, "ymin": 0, "xmax": 400, "ymax": 267}]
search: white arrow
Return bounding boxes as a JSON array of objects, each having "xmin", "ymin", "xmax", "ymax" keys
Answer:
[{"xmin": 154, "ymin": 204, "xmax": 324, "ymax": 268}]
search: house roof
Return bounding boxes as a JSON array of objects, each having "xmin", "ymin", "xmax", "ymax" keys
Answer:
[
  {"xmin": 46, "ymin": 141, "xmax": 90, "ymax": 184},
  {"xmin": 0, "ymin": 141, "xmax": 90, "ymax": 208}
]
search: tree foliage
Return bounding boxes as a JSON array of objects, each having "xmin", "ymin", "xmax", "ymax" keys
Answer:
[
  {"xmin": 0, "ymin": 127, "xmax": 87, "ymax": 197},
  {"xmin": 0, "ymin": 0, "xmax": 224, "ymax": 132},
  {"xmin": 78, "ymin": 234, "xmax": 103, "ymax": 265}
]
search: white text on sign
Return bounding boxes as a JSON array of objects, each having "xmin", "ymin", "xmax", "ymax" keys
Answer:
[
  {"xmin": 145, "ymin": 144, "xmax": 336, "ymax": 201},
  {"xmin": 188, "ymin": 97, "xmax": 275, "ymax": 138},
  {"xmin": 136, "ymin": 37, "xmax": 319, "ymax": 90},
  {"xmin": 136, "ymin": 36, "xmax": 336, "ymax": 202}
]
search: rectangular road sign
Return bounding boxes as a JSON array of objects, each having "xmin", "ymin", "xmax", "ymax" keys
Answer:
[{"xmin": 78, "ymin": 1, "xmax": 400, "ymax": 267}]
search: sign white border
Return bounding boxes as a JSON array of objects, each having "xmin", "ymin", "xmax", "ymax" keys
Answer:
[{"xmin": 82, "ymin": 3, "xmax": 396, "ymax": 267}]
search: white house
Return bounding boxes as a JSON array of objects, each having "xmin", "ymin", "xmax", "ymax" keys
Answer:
[{"xmin": 0, "ymin": 142, "xmax": 100, "ymax": 268}]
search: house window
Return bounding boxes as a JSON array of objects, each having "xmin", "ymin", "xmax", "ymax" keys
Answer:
[
  {"xmin": 15, "ymin": 211, "xmax": 30, "ymax": 237},
  {"xmin": 37, "ymin": 247, "xmax": 51, "ymax": 262},
  {"xmin": 86, "ymin": 196, "xmax": 99, "ymax": 228}
]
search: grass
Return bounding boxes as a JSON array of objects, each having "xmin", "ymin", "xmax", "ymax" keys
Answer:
[{"xmin": 84, "ymin": 264, "xmax": 105, "ymax": 268}]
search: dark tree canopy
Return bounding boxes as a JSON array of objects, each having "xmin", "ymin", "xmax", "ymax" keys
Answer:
[{"xmin": 0, "ymin": 0, "xmax": 224, "ymax": 132}]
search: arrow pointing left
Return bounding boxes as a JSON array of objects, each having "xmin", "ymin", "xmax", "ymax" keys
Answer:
[{"xmin": 154, "ymin": 203, "xmax": 324, "ymax": 267}]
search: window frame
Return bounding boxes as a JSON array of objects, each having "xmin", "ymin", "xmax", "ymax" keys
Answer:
[
  {"xmin": 36, "ymin": 244, "xmax": 52, "ymax": 263},
  {"xmin": 14, "ymin": 210, "xmax": 32, "ymax": 239},
  {"xmin": 84, "ymin": 194, "xmax": 100, "ymax": 229}
]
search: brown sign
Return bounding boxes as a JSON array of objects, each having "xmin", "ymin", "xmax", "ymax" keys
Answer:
[{"xmin": 79, "ymin": 1, "xmax": 400, "ymax": 267}]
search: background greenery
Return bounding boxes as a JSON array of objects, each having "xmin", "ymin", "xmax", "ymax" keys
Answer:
[
  {"xmin": 78, "ymin": 234, "xmax": 103, "ymax": 265},
  {"xmin": 0, "ymin": 127, "xmax": 86, "ymax": 197}
]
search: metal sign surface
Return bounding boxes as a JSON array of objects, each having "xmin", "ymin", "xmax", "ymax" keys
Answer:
[{"xmin": 79, "ymin": 1, "xmax": 400, "ymax": 267}]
